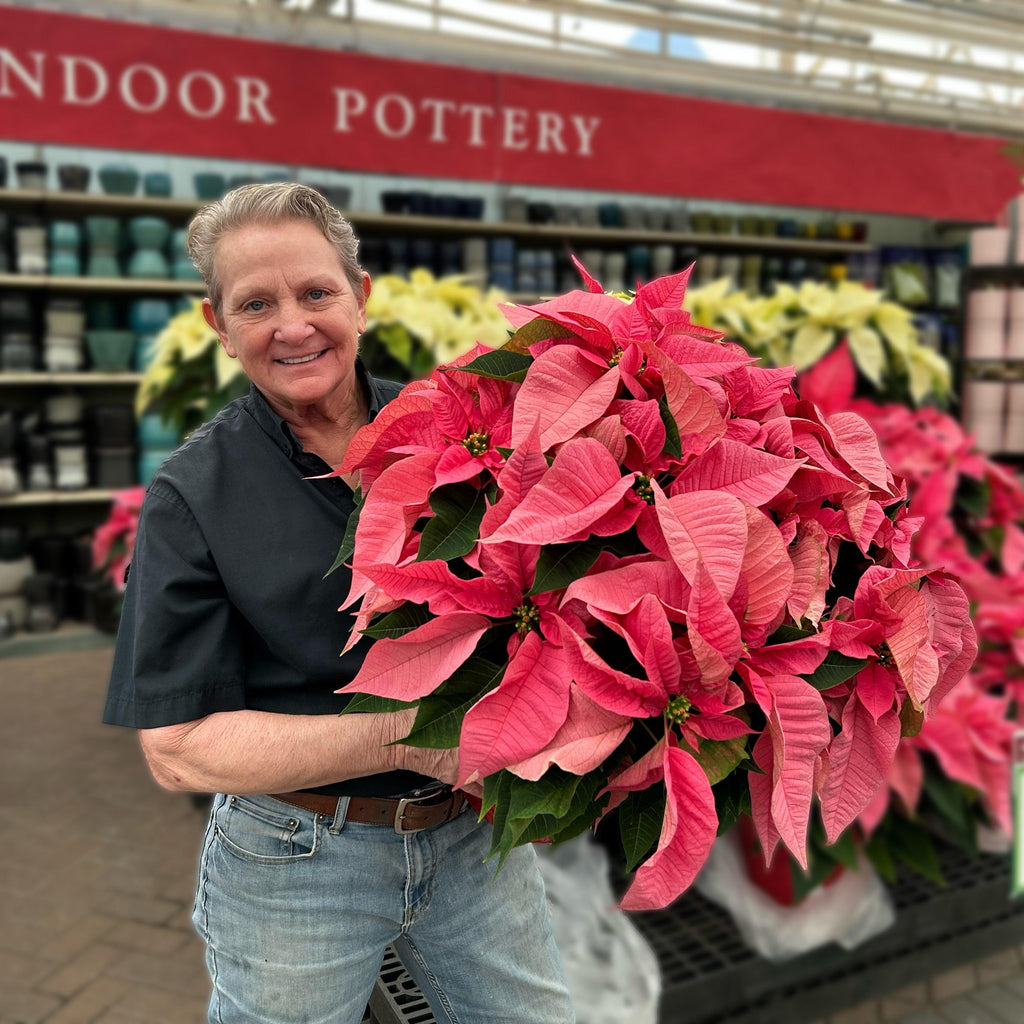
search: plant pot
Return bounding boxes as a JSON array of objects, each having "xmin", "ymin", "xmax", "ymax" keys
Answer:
[
  {"xmin": 57, "ymin": 164, "xmax": 90, "ymax": 192},
  {"xmin": 84, "ymin": 216, "xmax": 121, "ymax": 249},
  {"xmin": 88, "ymin": 404, "xmax": 136, "ymax": 447},
  {"xmin": 15, "ymin": 161, "xmax": 47, "ymax": 189},
  {"xmin": 128, "ymin": 216, "xmax": 170, "ymax": 250},
  {"xmin": 85, "ymin": 329, "xmax": 136, "ymax": 372},
  {"xmin": 143, "ymin": 171, "xmax": 172, "ymax": 197},
  {"xmin": 137, "ymin": 448, "xmax": 174, "ymax": 486},
  {"xmin": 92, "ymin": 447, "xmax": 137, "ymax": 488},
  {"xmin": 98, "ymin": 163, "xmax": 139, "ymax": 196},
  {"xmin": 137, "ymin": 413, "xmax": 180, "ymax": 449},
  {"xmin": 736, "ymin": 816, "xmax": 845, "ymax": 907},
  {"xmin": 128, "ymin": 249, "xmax": 170, "ymax": 278},
  {"xmin": 193, "ymin": 172, "xmax": 226, "ymax": 200}
]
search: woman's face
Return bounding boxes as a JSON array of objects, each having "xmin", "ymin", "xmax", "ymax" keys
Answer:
[{"xmin": 202, "ymin": 219, "xmax": 370, "ymax": 418}]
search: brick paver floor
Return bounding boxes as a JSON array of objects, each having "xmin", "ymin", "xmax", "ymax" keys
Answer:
[
  {"xmin": 3, "ymin": 643, "xmax": 1024, "ymax": 1024},
  {"xmin": 1, "ymin": 646, "xmax": 210, "ymax": 1024}
]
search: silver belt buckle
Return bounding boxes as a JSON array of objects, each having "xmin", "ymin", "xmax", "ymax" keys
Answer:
[{"xmin": 393, "ymin": 785, "xmax": 451, "ymax": 834}]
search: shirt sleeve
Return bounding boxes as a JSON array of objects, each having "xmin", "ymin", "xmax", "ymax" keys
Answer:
[{"xmin": 103, "ymin": 481, "xmax": 248, "ymax": 729}]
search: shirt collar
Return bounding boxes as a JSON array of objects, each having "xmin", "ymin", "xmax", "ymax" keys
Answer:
[{"xmin": 247, "ymin": 359, "xmax": 388, "ymax": 458}]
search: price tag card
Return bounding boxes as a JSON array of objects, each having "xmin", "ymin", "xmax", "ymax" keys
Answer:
[{"xmin": 1013, "ymin": 731, "xmax": 1024, "ymax": 898}]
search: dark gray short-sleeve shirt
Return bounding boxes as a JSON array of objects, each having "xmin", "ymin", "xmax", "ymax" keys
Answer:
[{"xmin": 103, "ymin": 367, "xmax": 433, "ymax": 797}]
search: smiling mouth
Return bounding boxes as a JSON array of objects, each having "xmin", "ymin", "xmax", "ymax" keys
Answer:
[{"xmin": 277, "ymin": 350, "xmax": 327, "ymax": 365}]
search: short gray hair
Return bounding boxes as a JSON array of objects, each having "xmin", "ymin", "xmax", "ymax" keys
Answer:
[{"xmin": 186, "ymin": 182, "xmax": 364, "ymax": 314}]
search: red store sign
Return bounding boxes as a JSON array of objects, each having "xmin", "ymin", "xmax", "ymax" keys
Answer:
[{"xmin": 0, "ymin": 4, "xmax": 1020, "ymax": 221}]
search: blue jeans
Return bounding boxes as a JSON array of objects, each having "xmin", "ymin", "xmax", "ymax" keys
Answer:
[{"xmin": 192, "ymin": 792, "xmax": 575, "ymax": 1024}]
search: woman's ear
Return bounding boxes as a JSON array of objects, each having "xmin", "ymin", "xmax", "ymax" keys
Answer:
[
  {"xmin": 202, "ymin": 299, "xmax": 237, "ymax": 358},
  {"xmin": 357, "ymin": 271, "xmax": 371, "ymax": 333}
]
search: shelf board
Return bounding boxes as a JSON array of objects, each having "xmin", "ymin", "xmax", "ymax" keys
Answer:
[
  {"xmin": 0, "ymin": 186, "xmax": 200, "ymax": 217},
  {"xmin": 0, "ymin": 489, "xmax": 119, "ymax": 507},
  {"xmin": 0, "ymin": 272, "xmax": 205, "ymax": 293},
  {"xmin": 351, "ymin": 211, "xmax": 873, "ymax": 254},
  {"xmin": 1, "ymin": 187, "xmax": 872, "ymax": 255},
  {"xmin": 0, "ymin": 372, "xmax": 142, "ymax": 385}
]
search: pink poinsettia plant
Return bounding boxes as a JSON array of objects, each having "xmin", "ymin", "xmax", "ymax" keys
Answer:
[
  {"xmin": 799, "ymin": 345, "xmax": 1021, "ymax": 865},
  {"xmin": 333, "ymin": 263, "xmax": 976, "ymax": 911},
  {"xmin": 92, "ymin": 486, "xmax": 147, "ymax": 591}
]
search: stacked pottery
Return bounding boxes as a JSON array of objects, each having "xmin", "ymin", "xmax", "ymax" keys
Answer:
[
  {"xmin": 129, "ymin": 297, "xmax": 172, "ymax": 371},
  {"xmin": 44, "ymin": 299, "xmax": 86, "ymax": 372},
  {"xmin": 84, "ymin": 216, "xmax": 121, "ymax": 279},
  {"xmin": 461, "ymin": 238, "xmax": 488, "ymax": 287},
  {"xmin": 14, "ymin": 216, "xmax": 46, "ymax": 274},
  {"xmin": 0, "ymin": 410, "xmax": 20, "ymax": 497},
  {"xmin": 46, "ymin": 394, "xmax": 88, "ymax": 490},
  {"xmin": 0, "ymin": 211, "xmax": 9, "ymax": 272},
  {"xmin": 88, "ymin": 403, "xmax": 137, "ymax": 488},
  {"xmin": 48, "ymin": 220, "xmax": 81, "ymax": 277},
  {"xmin": 128, "ymin": 217, "xmax": 170, "ymax": 279},
  {"xmin": 964, "ymin": 287, "xmax": 1007, "ymax": 361},
  {"xmin": 488, "ymin": 237, "xmax": 517, "ymax": 292},
  {"xmin": 0, "ymin": 526, "xmax": 31, "ymax": 633},
  {"xmin": 964, "ymin": 285, "xmax": 1009, "ymax": 454},
  {"xmin": 0, "ymin": 293, "xmax": 35, "ymax": 372},
  {"xmin": 171, "ymin": 228, "xmax": 200, "ymax": 280},
  {"xmin": 136, "ymin": 413, "xmax": 179, "ymax": 486}
]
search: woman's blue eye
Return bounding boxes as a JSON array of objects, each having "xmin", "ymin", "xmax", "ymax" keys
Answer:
[
  {"xmin": 308, "ymin": 288, "xmax": 325, "ymax": 300},
  {"xmin": 247, "ymin": 299, "xmax": 265, "ymax": 312}
]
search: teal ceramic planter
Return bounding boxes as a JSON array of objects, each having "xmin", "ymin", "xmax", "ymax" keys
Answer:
[{"xmin": 85, "ymin": 329, "xmax": 136, "ymax": 371}]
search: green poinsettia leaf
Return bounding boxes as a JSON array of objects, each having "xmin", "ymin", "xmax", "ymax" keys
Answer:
[
  {"xmin": 325, "ymin": 487, "xmax": 363, "ymax": 578},
  {"xmin": 899, "ymin": 699, "xmax": 925, "ymax": 738},
  {"xmin": 688, "ymin": 735, "xmax": 749, "ymax": 786},
  {"xmin": 416, "ymin": 483, "xmax": 489, "ymax": 562},
  {"xmin": 713, "ymin": 773, "xmax": 751, "ymax": 835},
  {"xmin": 658, "ymin": 394, "xmax": 682, "ymax": 459},
  {"xmin": 506, "ymin": 767, "xmax": 582, "ymax": 822},
  {"xmin": 528, "ymin": 540, "xmax": 604, "ymax": 596},
  {"xmin": 339, "ymin": 693, "xmax": 416, "ymax": 715},
  {"xmin": 458, "ymin": 348, "xmax": 533, "ymax": 381},
  {"xmin": 505, "ymin": 318, "xmax": 576, "ymax": 354},
  {"xmin": 956, "ymin": 477, "xmax": 990, "ymax": 520},
  {"xmin": 767, "ymin": 622, "xmax": 818, "ymax": 645},
  {"xmin": 803, "ymin": 652, "xmax": 869, "ymax": 691},
  {"xmin": 864, "ymin": 832, "xmax": 897, "ymax": 884},
  {"xmin": 360, "ymin": 602, "xmax": 433, "ymax": 639},
  {"xmin": 885, "ymin": 814, "xmax": 945, "ymax": 886},
  {"xmin": 619, "ymin": 785, "xmax": 666, "ymax": 873},
  {"xmin": 922, "ymin": 768, "xmax": 977, "ymax": 852},
  {"xmin": 500, "ymin": 773, "xmax": 607, "ymax": 861},
  {"xmin": 400, "ymin": 656, "xmax": 504, "ymax": 749},
  {"xmin": 482, "ymin": 770, "xmax": 514, "ymax": 842}
]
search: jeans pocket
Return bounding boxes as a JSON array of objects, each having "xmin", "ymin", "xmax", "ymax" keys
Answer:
[{"xmin": 214, "ymin": 795, "xmax": 319, "ymax": 865}]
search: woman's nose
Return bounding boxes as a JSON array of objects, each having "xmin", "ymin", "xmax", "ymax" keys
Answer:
[{"xmin": 273, "ymin": 303, "xmax": 315, "ymax": 344}]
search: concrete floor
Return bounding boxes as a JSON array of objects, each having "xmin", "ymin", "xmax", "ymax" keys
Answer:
[{"xmin": 2, "ymin": 643, "xmax": 1024, "ymax": 1024}]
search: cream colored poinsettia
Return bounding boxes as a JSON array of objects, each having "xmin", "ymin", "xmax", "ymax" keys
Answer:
[
  {"xmin": 684, "ymin": 278, "xmax": 950, "ymax": 406},
  {"xmin": 135, "ymin": 299, "xmax": 240, "ymax": 418},
  {"xmin": 364, "ymin": 269, "xmax": 510, "ymax": 365}
]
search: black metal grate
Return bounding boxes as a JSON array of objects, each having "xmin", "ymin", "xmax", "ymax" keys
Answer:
[
  {"xmin": 365, "ymin": 839, "xmax": 1022, "ymax": 1024},
  {"xmin": 368, "ymin": 946, "xmax": 438, "ymax": 1024},
  {"xmin": 628, "ymin": 838, "xmax": 1024, "ymax": 1024}
]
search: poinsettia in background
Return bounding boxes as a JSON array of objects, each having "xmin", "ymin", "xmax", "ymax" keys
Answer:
[
  {"xmin": 92, "ymin": 486, "xmax": 147, "ymax": 593},
  {"xmin": 798, "ymin": 343, "xmax": 1023, "ymax": 879},
  {"xmin": 333, "ymin": 262, "xmax": 976, "ymax": 911}
]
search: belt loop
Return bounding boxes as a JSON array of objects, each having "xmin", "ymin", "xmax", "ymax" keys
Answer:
[{"xmin": 327, "ymin": 796, "xmax": 350, "ymax": 835}]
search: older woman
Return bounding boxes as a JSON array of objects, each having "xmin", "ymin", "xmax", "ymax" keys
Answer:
[{"xmin": 104, "ymin": 183, "xmax": 574, "ymax": 1024}]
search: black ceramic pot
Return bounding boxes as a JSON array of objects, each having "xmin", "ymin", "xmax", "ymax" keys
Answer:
[{"xmin": 58, "ymin": 164, "xmax": 91, "ymax": 192}]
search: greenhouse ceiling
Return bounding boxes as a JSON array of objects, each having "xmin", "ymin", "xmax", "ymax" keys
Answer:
[{"xmin": 14, "ymin": 0, "xmax": 1024, "ymax": 138}]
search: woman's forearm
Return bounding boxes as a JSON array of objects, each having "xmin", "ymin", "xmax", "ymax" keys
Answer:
[{"xmin": 139, "ymin": 708, "xmax": 456, "ymax": 794}]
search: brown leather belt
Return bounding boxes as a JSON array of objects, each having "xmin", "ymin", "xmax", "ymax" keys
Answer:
[{"xmin": 270, "ymin": 786, "xmax": 465, "ymax": 834}]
